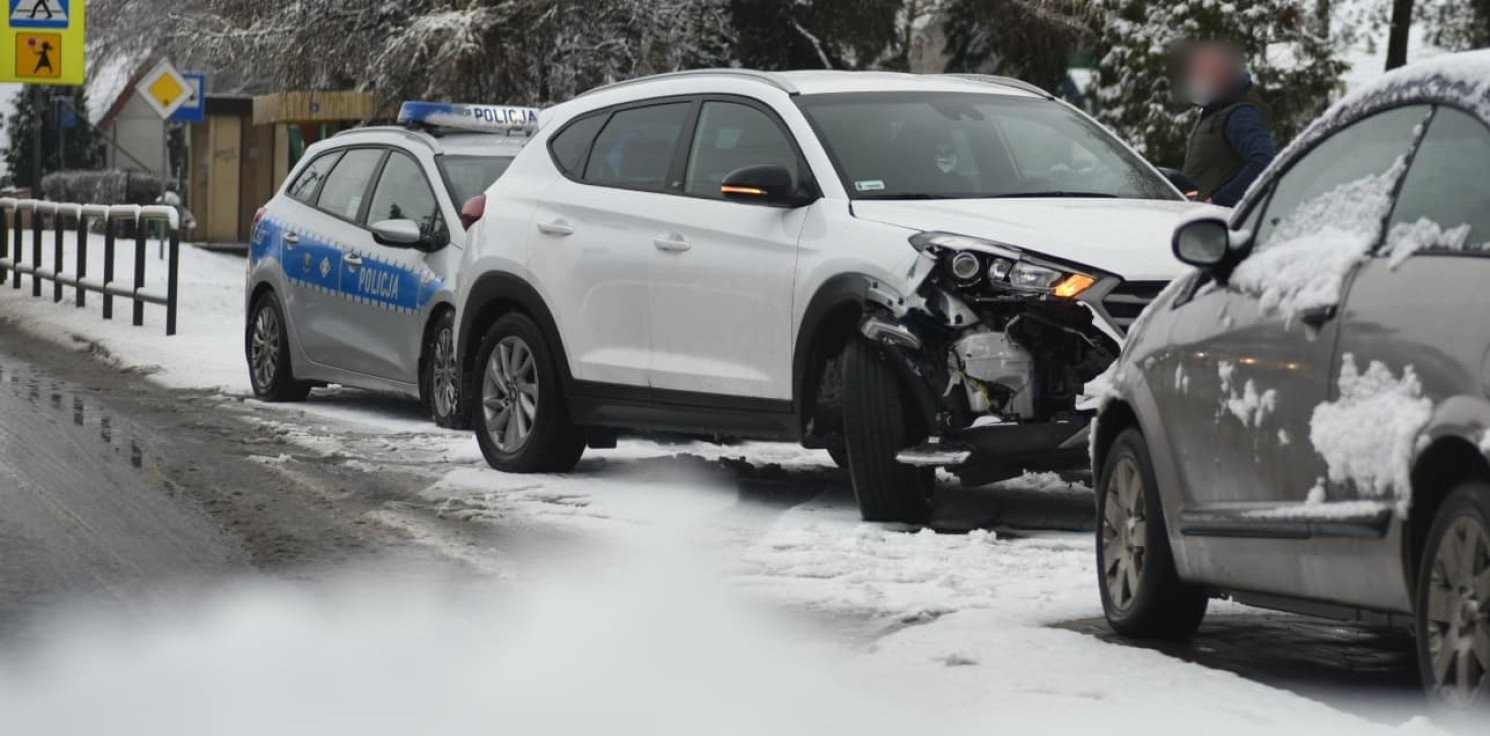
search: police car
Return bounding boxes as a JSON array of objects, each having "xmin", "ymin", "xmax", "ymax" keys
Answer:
[{"xmin": 246, "ymin": 102, "xmax": 538, "ymax": 427}]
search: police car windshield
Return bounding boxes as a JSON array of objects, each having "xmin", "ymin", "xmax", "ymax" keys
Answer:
[
  {"xmin": 439, "ymin": 155, "xmax": 515, "ymax": 202},
  {"xmin": 796, "ymin": 92, "xmax": 1178, "ymax": 201}
]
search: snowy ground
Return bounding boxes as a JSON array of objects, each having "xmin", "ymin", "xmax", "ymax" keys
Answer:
[{"xmin": 0, "ymin": 241, "xmax": 1447, "ymax": 734}]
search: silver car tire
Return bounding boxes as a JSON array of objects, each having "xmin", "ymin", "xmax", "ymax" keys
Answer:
[
  {"xmin": 1417, "ymin": 481, "xmax": 1490, "ymax": 714},
  {"xmin": 423, "ymin": 310, "xmax": 467, "ymax": 429},
  {"xmin": 1097, "ymin": 427, "xmax": 1207, "ymax": 639}
]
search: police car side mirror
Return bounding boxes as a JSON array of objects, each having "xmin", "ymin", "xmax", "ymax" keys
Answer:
[
  {"xmin": 370, "ymin": 219, "xmax": 424, "ymax": 248},
  {"xmin": 720, "ymin": 165, "xmax": 813, "ymax": 207}
]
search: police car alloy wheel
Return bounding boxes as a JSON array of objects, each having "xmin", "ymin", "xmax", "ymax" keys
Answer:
[
  {"xmin": 470, "ymin": 313, "xmax": 586, "ymax": 473},
  {"xmin": 1417, "ymin": 481, "xmax": 1490, "ymax": 711},
  {"xmin": 250, "ymin": 307, "xmax": 280, "ymax": 390},
  {"xmin": 425, "ymin": 311, "xmax": 466, "ymax": 429},
  {"xmin": 246, "ymin": 294, "xmax": 311, "ymax": 402}
]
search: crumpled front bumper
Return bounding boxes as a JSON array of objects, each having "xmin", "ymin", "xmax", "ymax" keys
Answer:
[{"xmin": 896, "ymin": 417, "xmax": 1091, "ymax": 485}]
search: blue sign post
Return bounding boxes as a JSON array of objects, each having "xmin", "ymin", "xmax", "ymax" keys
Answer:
[{"xmin": 168, "ymin": 72, "xmax": 206, "ymax": 123}]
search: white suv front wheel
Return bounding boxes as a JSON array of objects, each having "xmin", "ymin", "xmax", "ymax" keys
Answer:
[
  {"xmin": 471, "ymin": 313, "xmax": 586, "ymax": 474},
  {"xmin": 840, "ymin": 339, "xmax": 935, "ymax": 524}
]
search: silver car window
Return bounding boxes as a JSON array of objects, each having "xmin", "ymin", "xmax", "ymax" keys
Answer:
[
  {"xmin": 1253, "ymin": 105, "xmax": 1431, "ymax": 246},
  {"xmin": 1387, "ymin": 107, "xmax": 1490, "ymax": 253}
]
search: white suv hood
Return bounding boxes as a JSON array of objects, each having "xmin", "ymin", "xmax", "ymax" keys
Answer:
[{"xmin": 852, "ymin": 198, "xmax": 1221, "ymax": 282}]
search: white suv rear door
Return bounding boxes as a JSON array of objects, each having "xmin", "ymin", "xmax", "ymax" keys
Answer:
[
  {"xmin": 647, "ymin": 98, "xmax": 807, "ymax": 400},
  {"xmin": 528, "ymin": 101, "xmax": 693, "ymax": 389}
]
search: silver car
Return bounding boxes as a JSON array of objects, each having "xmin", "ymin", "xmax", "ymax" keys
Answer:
[
  {"xmin": 245, "ymin": 103, "xmax": 534, "ymax": 426},
  {"xmin": 1091, "ymin": 51, "xmax": 1490, "ymax": 712}
]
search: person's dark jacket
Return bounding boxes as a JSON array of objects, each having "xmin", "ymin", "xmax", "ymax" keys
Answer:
[{"xmin": 1181, "ymin": 74, "xmax": 1277, "ymax": 207}]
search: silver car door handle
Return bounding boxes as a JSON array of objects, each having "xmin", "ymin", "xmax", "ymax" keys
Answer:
[
  {"xmin": 653, "ymin": 236, "xmax": 691, "ymax": 253},
  {"xmin": 537, "ymin": 220, "xmax": 574, "ymax": 236},
  {"xmin": 283, "ymin": 233, "xmax": 299, "ymax": 246},
  {"xmin": 343, "ymin": 253, "xmax": 363, "ymax": 268}
]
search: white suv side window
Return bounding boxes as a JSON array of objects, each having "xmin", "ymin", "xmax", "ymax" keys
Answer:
[
  {"xmin": 683, "ymin": 101, "xmax": 799, "ymax": 197},
  {"xmin": 582, "ymin": 102, "xmax": 690, "ymax": 191}
]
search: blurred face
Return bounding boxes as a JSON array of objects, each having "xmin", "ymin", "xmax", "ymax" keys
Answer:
[{"xmin": 1183, "ymin": 44, "xmax": 1240, "ymax": 105}]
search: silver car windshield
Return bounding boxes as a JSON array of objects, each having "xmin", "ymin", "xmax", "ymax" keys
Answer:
[
  {"xmin": 439, "ymin": 154, "xmax": 515, "ymax": 203},
  {"xmin": 796, "ymin": 91, "xmax": 1178, "ymax": 201}
]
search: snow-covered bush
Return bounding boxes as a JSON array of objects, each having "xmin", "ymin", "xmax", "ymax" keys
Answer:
[{"xmin": 40, "ymin": 170, "xmax": 163, "ymax": 205}]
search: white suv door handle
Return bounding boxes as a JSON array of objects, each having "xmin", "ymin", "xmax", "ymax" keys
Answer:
[
  {"xmin": 653, "ymin": 235, "xmax": 691, "ymax": 253},
  {"xmin": 537, "ymin": 219, "xmax": 574, "ymax": 237}
]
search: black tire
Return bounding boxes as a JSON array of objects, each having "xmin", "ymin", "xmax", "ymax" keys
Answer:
[
  {"xmin": 421, "ymin": 309, "xmax": 468, "ymax": 429},
  {"xmin": 840, "ymin": 339, "xmax": 934, "ymax": 524},
  {"xmin": 1097, "ymin": 428, "xmax": 1207, "ymax": 639},
  {"xmin": 246, "ymin": 291, "xmax": 312, "ymax": 402},
  {"xmin": 1415, "ymin": 481, "xmax": 1490, "ymax": 714},
  {"xmin": 469, "ymin": 312, "xmax": 585, "ymax": 473},
  {"xmin": 826, "ymin": 442, "xmax": 849, "ymax": 470}
]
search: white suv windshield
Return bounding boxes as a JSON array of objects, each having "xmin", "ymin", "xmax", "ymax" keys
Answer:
[{"xmin": 797, "ymin": 92, "xmax": 1177, "ymax": 201}]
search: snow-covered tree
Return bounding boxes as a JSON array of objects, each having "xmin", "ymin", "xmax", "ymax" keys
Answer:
[
  {"xmin": 942, "ymin": 0, "xmax": 1088, "ymax": 90},
  {"xmin": 4, "ymin": 85, "xmax": 103, "ymax": 190},
  {"xmin": 1092, "ymin": 0, "xmax": 1346, "ymax": 165},
  {"xmin": 1419, "ymin": 0, "xmax": 1490, "ymax": 50}
]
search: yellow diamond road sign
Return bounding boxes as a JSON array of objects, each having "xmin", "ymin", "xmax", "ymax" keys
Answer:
[
  {"xmin": 0, "ymin": 0, "xmax": 84, "ymax": 85},
  {"xmin": 137, "ymin": 59, "xmax": 192, "ymax": 120}
]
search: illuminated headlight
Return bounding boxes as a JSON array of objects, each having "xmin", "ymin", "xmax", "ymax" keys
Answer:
[
  {"xmin": 949, "ymin": 251, "xmax": 982, "ymax": 281},
  {"xmin": 909, "ymin": 231, "xmax": 1097, "ymax": 300},
  {"xmin": 1009, "ymin": 262, "xmax": 1062, "ymax": 291}
]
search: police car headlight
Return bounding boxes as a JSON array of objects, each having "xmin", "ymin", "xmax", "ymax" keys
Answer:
[{"xmin": 910, "ymin": 231, "xmax": 1096, "ymax": 299}]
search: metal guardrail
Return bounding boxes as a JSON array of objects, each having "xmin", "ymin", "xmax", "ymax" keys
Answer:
[{"xmin": 0, "ymin": 198, "xmax": 182, "ymax": 336}]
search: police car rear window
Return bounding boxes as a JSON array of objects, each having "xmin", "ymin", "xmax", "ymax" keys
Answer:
[{"xmin": 287, "ymin": 151, "xmax": 343, "ymax": 204}]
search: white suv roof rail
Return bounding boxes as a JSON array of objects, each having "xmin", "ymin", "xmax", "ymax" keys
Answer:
[
  {"xmin": 582, "ymin": 68, "xmax": 799, "ymax": 97},
  {"xmin": 941, "ymin": 74, "xmax": 1052, "ymax": 99}
]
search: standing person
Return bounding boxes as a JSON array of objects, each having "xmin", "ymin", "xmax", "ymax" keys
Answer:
[{"xmin": 1179, "ymin": 41, "xmax": 1276, "ymax": 207}]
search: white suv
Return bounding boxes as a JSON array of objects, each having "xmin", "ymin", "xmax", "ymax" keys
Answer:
[{"xmin": 455, "ymin": 70, "xmax": 1204, "ymax": 523}]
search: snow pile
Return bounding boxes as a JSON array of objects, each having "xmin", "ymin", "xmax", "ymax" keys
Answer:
[
  {"xmin": 1237, "ymin": 499, "xmax": 1393, "ymax": 521},
  {"xmin": 1308, "ymin": 355, "xmax": 1433, "ymax": 499},
  {"xmin": 1381, "ymin": 217, "xmax": 1474, "ymax": 268},
  {"xmin": 1229, "ymin": 159, "xmax": 1405, "ymax": 321}
]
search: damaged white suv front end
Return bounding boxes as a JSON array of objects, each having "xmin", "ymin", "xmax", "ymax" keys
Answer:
[{"xmin": 844, "ymin": 196, "xmax": 1209, "ymax": 488}]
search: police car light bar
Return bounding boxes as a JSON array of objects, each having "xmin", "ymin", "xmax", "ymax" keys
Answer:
[{"xmin": 397, "ymin": 102, "xmax": 540, "ymax": 135}]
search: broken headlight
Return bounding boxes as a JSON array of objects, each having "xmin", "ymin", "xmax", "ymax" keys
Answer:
[{"xmin": 910, "ymin": 231, "xmax": 1096, "ymax": 299}]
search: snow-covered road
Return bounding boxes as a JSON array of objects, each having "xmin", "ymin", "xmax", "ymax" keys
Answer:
[{"xmin": 0, "ymin": 242, "xmax": 1447, "ymax": 734}]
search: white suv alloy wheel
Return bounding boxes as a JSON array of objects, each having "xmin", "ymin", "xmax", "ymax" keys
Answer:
[{"xmin": 481, "ymin": 335, "xmax": 539, "ymax": 452}]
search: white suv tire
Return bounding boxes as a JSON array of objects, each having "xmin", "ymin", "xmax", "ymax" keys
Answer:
[
  {"xmin": 470, "ymin": 313, "xmax": 586, "ymax": 473},
  {"xmin": 841, "ymin": 339, "xmax": 935, "ymax": 524}
]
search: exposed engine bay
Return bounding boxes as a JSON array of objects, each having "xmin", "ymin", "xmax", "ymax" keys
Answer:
[{"xmin": 858, "ymin": 233, "xmax": 1124, "ymax": 444}]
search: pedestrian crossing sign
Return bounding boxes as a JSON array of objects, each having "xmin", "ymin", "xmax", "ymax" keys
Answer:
[
  {"xmin": 0, "ymin": 0, "xmax": 82, "ymax": 85},
  {"xmin": 10, "ymin": 0, "xmax": 69, "ymax": 29}
]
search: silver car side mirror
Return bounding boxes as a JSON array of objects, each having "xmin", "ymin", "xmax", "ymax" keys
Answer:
[
  {"xmin": 1172, "ymin": 218, "xmax": 1231, "ymax": 268},
  {"xmin": 370, "ymin": 218, "xmax": 423, "ymax": 247}
]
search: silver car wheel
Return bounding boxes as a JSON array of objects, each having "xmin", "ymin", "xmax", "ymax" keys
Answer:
[
  {"xmin": 431, "ymin": 326, "xmax": 458, "ymax": 418},
  {"xmin": 481, "ymin": 335, "xmax": 538, "ymax": 453},
  {"xmin": 1425, "ymin": 513, "xmax": 1490, "ymax": 706},
  {"xmin": 250, "ymin": 304, "xmax": 281, "ymax": 390},
  {"xmin": 1102, "ymin": 455, "xmax": 1148, "ymax": 613}
]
